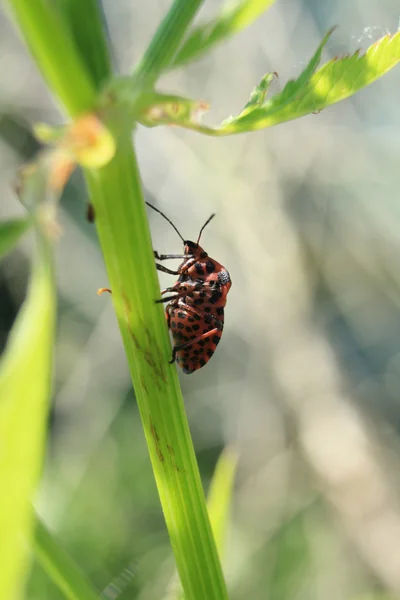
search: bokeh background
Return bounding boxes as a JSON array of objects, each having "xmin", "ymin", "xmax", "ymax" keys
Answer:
[{"xmin": 2, "ymin": 0, "xmax": 400, "ymax": 598}]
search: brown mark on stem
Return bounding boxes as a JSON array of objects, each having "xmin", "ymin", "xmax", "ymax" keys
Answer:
[
  {"xmin": 166, "ymin": 444, "xmax": 186, "ymax": 474},
  {"xmin": 150, "ymin": 419, "xmax": 164, "ymax": 463},
  {"xmin": 166, "ymin": 444, "xmax": 175, "ymax": 457},
  {"xmin": 121, "ymin": 292, "xmax": 167, "ymax": 385},
  {"xmin": 86, "ymin": 203, "xmax": 95, "ymax": 222},
  {"xmin": 140, "ymin": 374, "xmax": 148, "ymax": 395}
]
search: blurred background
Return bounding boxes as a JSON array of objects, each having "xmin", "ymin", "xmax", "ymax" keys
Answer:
[{"xmin": 2, "ymin": 0, "xmax": 400, "ymax": 598}]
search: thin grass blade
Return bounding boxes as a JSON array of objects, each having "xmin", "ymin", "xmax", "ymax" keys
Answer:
[
  {"xmin": 34, "ymin": 515, "xmax": 100, "ymax": 600},
  {"xmin": 0, "ymin": 221, "xmax": 55, "ymax": 599},
  {"xmin": 171, "ymin": 0, "xmax": 276, "ymax": 68}
]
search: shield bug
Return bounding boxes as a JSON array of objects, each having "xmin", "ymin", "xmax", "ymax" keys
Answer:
[{"xmin": 147, "ymin": 202, "xmax": 232, "ymax": 374}]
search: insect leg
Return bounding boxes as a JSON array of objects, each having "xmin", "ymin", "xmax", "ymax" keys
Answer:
[
  {"xmin": 154, "ymin": 251, "xmax": 193, "ymax": 261},
  {"xmin": 155, "ymin": 264, "xmax": 181, "ymax": 275},
  {"xmin": 156, "ymin": 286, "xmax": 198, "ymax": 303},
  {"xmin": 156, "ymin": 295, "xmax": 182, "ymax": 303},
  {"xmin": 169, "ymin": 328, "xmax": 219, "ymax": 364},
  {"xmin": 155, "ymin": 283, "xmax": 199, "ymax": 303}
]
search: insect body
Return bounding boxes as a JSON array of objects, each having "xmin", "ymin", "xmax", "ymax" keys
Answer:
[{"xmin": 147, "ymin": 202, "xmax": 232, "ymax": 374}]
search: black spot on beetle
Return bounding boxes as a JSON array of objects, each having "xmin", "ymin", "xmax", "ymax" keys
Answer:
[
  {"xmin": 199, "ymin": 358, "xmax": 206, "ymax": 367},
  {"xmin": 188, "ymin": 316, "xmax": 195, "ymax": 323},
  {"xmin": 198, "ymin": 340, "xmax": 206, "ymax": 347},
  {"xmin": 212, "ymin": 335, "xmax": 220, "ymax": 345},
  {"xmin": 206, "ymin": 260, "xmax": 215, "ymax": 273},
  {"xmin": 178, "ymin": 311, "xmax": 186, "ymax": 319},
  {"xmin": 172, "ymin": 322, "xmax": 177, "ymax": 329},
  {"xmin": 216, "ymin": 307, "xmax": 224, "ymax": 316},
  {"xmin": 185, "ymin": 326, "xmax": 192, "ymax": 332},
  {"xmin": 210, "ymin": 291, "xmax": 222, "ymax": 304},
  {"xmin": 192, "ymin": 324, "xmax": 200, "ymax": 331},
  {"xmin": 177, "ymin": 322, "xmax": 184, "ymax": 329},
  {"xmin": 204, "ymin": 307, "xmax": 211, "ymax": 313},
  {"xmin": 207, "ymin": 349, "xmax": 214, "ymax": 358},
  {"xmin": 194, "ymin": 298, "xmax": 204, "ymax": 305},
  {"xmin": 200, "ymin": 251, "xmax": 208, "ymax": 259},
  {"xmin": 195, "ymin": 263, "xmax": 204, "ymax": 275},
  {"xmin": 194, "ymin": 314, "xmax": 201, "ymax": 321},
  {"xmin": 199, "ymin": 291, "xmax": 206, "ymax": 298}
]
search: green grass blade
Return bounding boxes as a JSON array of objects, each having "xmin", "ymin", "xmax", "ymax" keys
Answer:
[
  {"xmin": 136, "ymin": 29, "xmax": 400, "ymax": 135},
  {"xmin": 84, "ymin": 130, "xmax": 228, "ymax": 600},
  {"xmin": 131, "ymin": 0, "xmax": 205, "ymax": 87},
  {"xmin": 207, "ymin": 448, "xmax": 238, "ymax": 558},
  {"xmin": 0, "ymin": 224, "xmax": 55, "ymax": 599},
  {"xmin": 171, "ymin": 0, "xmax": 276, "ymax": 68},
  {"xmin": 0, "ymin": 217, "xmax": 31, "ymax": 258},
  {"xmin": 6, "ymin": 0, "xmax": 96, "ymax": 116},
  {"xmin": 34, "ymin": 515, "xmax": 100, "ymax": 600},
  {"xmin": 56, "ymin": 0, "xmax": 112, "ymax": 90}
]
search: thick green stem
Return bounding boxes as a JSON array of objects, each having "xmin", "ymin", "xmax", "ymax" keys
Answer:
[
  {"xmin": 84, "ymin": 130, "xmax": 228, "ymax": 600},
  {"xmin": 6, "ymin": 0, "xmax": 96, "ymax": 116},
  {"xmin": 132, "ymin": 0, "xmax": 204, "ymax": 87},
  {"xmin": 56, "ymin": 0, "xmax": 112, "ymax": 90}
]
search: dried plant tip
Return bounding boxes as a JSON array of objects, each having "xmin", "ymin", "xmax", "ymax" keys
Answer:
[{"xmin": 97, "ymin": 287, "xmax": 112, "ymax": 296}]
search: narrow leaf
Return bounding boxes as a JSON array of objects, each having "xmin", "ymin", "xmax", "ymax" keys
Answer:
[
  {"xmin": 0, "ymin": 236, "xmax": 55, "ymax": 599},
  {"xmin": 138, "ymin": 29, "xmax": 400, "ymax": 135},
  {"xmin": 0, "ymin": 217, "xmax": 31, "ymax": 259},
  {"xmin": 171, "ymin": 0, "xmax": 276, "ymax": 68},
  {"xmin": 34, "ymin": 515, "xmax": 100, "ymax": 600},
  {"xmin": 0, "ymin": 166, "xmax": 56, "ymax": 599},
  {"xmin": 207, "ymin": 448, "xmax": 238, "ymax": 558}
]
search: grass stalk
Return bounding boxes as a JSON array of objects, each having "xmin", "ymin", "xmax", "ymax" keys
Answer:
[{"xmin": 84, "ymin": 130, "xmax": 228, "ymax": 599}]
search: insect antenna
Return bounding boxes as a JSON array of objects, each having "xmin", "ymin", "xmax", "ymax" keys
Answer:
[
  {"xmin": 146, "ymin": 201, "xmax": 185, "ymax": 243},
  {"xmin": 197, "ymin": 213, "xmax": 215, "ymax": 244}
]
